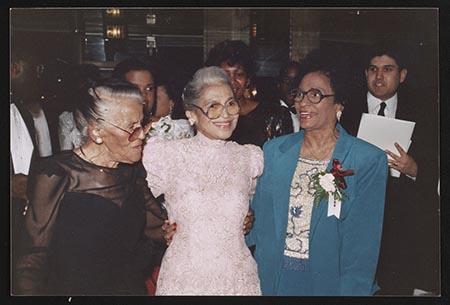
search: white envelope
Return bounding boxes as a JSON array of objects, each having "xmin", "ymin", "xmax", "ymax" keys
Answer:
[{"xmin": 356, "ymin": 113, "xmax": 415, "ymax": 178}]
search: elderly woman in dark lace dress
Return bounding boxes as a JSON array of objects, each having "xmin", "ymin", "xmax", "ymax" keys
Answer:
[{"xmin": 14, "ymin": 79, "xmax": 167, "ymax": 295}]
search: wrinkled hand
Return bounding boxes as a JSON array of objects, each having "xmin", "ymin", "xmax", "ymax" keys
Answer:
[
  {"xmin": 243, "ymin": 209, "xmax": 254, "ymax": 235},
  {"xmin": 385, "ymin": 142, "xmax": 418, "ymax": 177},
  {"xmin": 162, "ymin": 220, "xmax": 177, "ymax": 246}
]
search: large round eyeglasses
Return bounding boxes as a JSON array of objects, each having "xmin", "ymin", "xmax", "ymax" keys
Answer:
[
  {"xmin": 191, "ymin": 99, "xmax": 240, "ymax": 120},
  {"xmin": 97, "ymin": 118, "xmax": 147, "ymax": 142},
  {"xmin": 290, "ymin": 88, "xmax": 335, "ymax": 104}
]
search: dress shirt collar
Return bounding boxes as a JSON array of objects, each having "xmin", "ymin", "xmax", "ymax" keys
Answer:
[
  {"xmin": 279, "ymin": 99, "xmax": 289, "ymax": 108},
  {"xmin": 367, "ymin": 91, "xmax": 398, "ymax": 118},
  {"xmin": 280, "ymin": 99, "xmax": 300, "ymax": 133}
]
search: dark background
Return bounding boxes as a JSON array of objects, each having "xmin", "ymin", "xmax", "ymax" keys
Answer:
[{"xmin": 10, "ymin": 8, "xmax": 438, "ymax": 101}]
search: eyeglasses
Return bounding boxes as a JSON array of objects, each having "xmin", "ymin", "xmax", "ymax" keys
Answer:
[
  {"xmin": 97, "ymin": 118, "xmax": 146, "ymax": 142},
  {"xmin": 191, "ymin": 100, "xmax": 240, "ymax": 120},
  {"xmin": 290, "ymin": 88, "xmax": 335, "ymax": 104}
]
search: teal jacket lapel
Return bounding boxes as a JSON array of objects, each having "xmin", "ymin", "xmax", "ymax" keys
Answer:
[
  {"xmin": 309, "ymin": 124, "xmax": 355, "ymax": 241},
  {"xmin": 272, "ymin": 132, "xmax": 303, "ymax": 242}
]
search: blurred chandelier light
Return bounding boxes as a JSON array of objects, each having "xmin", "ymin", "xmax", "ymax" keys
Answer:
[
  {"xmin": 106, "ymin": 25, "xmax": 125, "ymax": 39},
  {"xmin": 106, "ymin": 9, "xmax": 121, "ymax": 16},
  {"xmin": 251, "ymin": 23, "xmax": 257, "ymax": 38},
  {"xmin": 146, "ymin": 13, "xmax": 156, "ymax": 24}
]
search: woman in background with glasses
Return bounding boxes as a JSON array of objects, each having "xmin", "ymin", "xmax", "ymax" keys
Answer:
[
  {"xmin": 247, "ymin": 49, "xmax": 388, "ymax": 296},
  {"xmin": 142, "ymin": 66, "xmax": 262, "ymax": 295},
  {"xmin": 15, "ymin": 79, "xmax": 167, "ymax": 295}
]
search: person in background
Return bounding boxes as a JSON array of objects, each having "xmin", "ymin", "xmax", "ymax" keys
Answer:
[
  {"xmin": 277, "ymin": 61, "xmax": 302, "ymax": 133},
  {"xmin": 11, "ymin": 49, "xmax": 39, "ymax": 294},
  {"xmin": 341, "ymin": 42, "xmax": 439, "ymax": 295},
  {"xmin": 10, "ymin": 48, "xmax": 60, "ymax": 294},
  {"xmin": 113, "ymin": 58, "xmax": 157, "ymax": 125},
  {"xmin": 143, "ymin": 67, "xmax": 262, "ymax": 295},
  {"xmin": 148, "ymin": 77, "xmax": 194, "ymax": 140},
  {"xmin": 58, "ymin": 63, "xmax": 101, "ymax": 150},
  {"xmin": 205, "ymin": 39, "xmax": 292, "ymax": 147},
  {"xmin": 248, "ymin": 49, "xmax": 388, "ymax": 296},
  {"xmin": 15, "ymin": 79, "xmax": 167, "ymax": 295}
]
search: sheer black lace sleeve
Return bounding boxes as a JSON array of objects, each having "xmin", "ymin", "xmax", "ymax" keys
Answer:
[
  {"xmin": 135, "ymin": 161, "xmax": 168, "ymax": 245},
  {"xmin": 15, "ymin": 156, "xmax": 70, "ymax": 295}
]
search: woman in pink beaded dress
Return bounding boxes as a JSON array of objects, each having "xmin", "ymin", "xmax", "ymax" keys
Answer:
[{"xmin": 142, "ymin": 67, "xmax": 262, "ymax": 295}]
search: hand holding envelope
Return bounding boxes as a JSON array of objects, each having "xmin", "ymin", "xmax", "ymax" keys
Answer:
[
  {"xmin": 356, "ymin": 113, "xmax": 416, "ymax": 178},
  {"xmin": 385, "ymin": 142, "xmax": 418, "ymax": 178}
]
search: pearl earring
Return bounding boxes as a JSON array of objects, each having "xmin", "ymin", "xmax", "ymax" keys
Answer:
[
  {"xmin": 336, "ymin": 110, "xmax": 342, "ymax": 122},
  {"xmin": 95, "ymin": 138, "xmax": 102, "ymax": 144}
]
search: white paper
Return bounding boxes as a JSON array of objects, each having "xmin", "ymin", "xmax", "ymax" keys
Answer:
[
  {"xmin": 327, "ymin": 195, "xmax": 341, "ymax": 219},
  {"xmin": 357, "ymin": 113, "xmax": 415, "ymax": 178}
]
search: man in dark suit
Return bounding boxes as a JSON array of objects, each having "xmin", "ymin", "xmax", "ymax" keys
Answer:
[
  {"xmin": 276, "ymin": 61, "xmax": 301, "ymax": 133},
  {"xmin": 341, "ymin": 43, "xmax": 439, "ymax": 295},
  {"xmin": 10, "ymin": 48, "xmax": 61, "ymax": 293}
]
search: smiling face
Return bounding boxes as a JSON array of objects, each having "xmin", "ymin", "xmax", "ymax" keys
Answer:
[
  {"xmin": 365, "ymin": 55, "xmax": 407, "ymax": 101},
  {"xmin": 218, "ymin": 62, "xmax": 249, "ymax": 101},
  {"xmin": 124, "ymin": 70, "xmax": 155, "ymax": 116},
  {"xmin": 98, "ymin": 99, "xmax": 145, "ymax": 164},
  {"xmin": 187, "ymin": 83, "xmax": 239, "ymax": 140},
  {"xmin": 294, "ymin": 71, "xmax": 343, "ymax": 132}
]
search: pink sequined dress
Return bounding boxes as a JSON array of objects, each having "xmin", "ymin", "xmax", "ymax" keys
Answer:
[{"xmin": 142, "ymin": 132, "xmax": 263, "ymax": 295}]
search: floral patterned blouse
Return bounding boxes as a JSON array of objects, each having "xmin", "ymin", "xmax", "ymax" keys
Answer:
[{"xmin": 284, "ymin": 157, "xmax": 329, "ymax": 261}]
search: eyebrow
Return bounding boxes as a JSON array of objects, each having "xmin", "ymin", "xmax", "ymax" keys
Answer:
[
  {"xmin": 299, "ymin": 87, "xmax": 326, "ymax": 92},
  {"xmin": 368, "ymin": 64, "xmax": 397, "ymax": 69},
  {"xmin": 206, "ymin": 96, "xmax": 234, "ymax": 106}
]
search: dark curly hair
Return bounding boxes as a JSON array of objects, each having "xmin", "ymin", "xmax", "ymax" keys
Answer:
[
  {"xmin": 293, "ymin": 49, "xmax": 350, "ymax": 106},
  {"xmin": 204, "ymin": 40, "xmax": 256, "ymax": 77},
  {"xmin": 364, "ymin": 41, "xmax": 408, "ymax": 70},
  {"xmin": 112, "ymin": 57, "xmax": 158, "ymax": 83}
]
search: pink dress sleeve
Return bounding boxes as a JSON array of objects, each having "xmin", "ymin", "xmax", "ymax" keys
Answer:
[
  {"xmin": 142, "ymin": 137, "xmax": 169, "ymax": 197},
  {"xmin": 244, "ymin": 144, "xmax": 264, "ymax": 196}
]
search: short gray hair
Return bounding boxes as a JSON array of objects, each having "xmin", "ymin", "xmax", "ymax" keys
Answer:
[
  {"xmin": 74, "ymin": 78, "xmax": 144, "ymax": 144},
  {"xmin": 182, "ymin": 66, "xmax": 232, "ymax": 110}
]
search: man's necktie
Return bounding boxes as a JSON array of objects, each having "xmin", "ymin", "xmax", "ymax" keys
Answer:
[{"xmin": 377, "ymin": 102, "xmax": 387, "ymax": 116}]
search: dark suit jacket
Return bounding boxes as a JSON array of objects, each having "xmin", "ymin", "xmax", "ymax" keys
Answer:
[
  {"xmin": 341, "ymin": 88, "xmax": 439, "ymax": 293},
  {"xmin": 12, "ymin": 100, "xmax": 60, "ymax": 162}
]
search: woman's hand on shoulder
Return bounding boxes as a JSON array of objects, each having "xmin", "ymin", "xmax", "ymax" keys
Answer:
[
  {"xmin": 243, "ymin": 209, "xmax": 254, "ymax": 235},
  {"xmin": 162, "ymin": 220, "xmax": 177, "ymax": 246}
]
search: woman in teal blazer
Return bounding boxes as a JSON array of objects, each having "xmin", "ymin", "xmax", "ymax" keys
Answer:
[{"xmin": 247, "ymin": 50, "xmax": 388, "ymax": 296}]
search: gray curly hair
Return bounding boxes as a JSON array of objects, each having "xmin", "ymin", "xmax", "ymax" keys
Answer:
[{"xmin": 182, "ymin": 66, "xmax": 233, "ymax": 111}]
